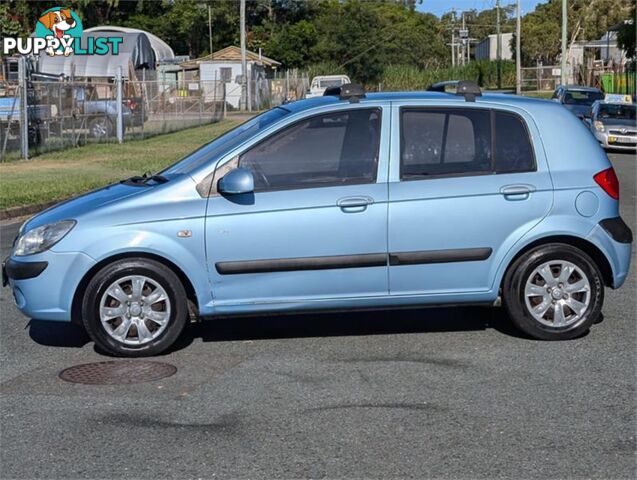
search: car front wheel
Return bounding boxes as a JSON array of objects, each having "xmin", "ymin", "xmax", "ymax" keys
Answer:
[
  {"xmin": 503, "ymin": 244, "xmax": 604, "ymax": 340},
  {"xmin": 82, "ymin": 258, "xmax": 188, "ymax": 356}
]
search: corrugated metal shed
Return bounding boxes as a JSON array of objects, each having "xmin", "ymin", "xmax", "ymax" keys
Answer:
[
  {"xmin": 38, "ymin": 31, "xmax": 156, "ymax": 79},
  {"xmin": 84, "ymin": 26, "xmax": 175, "ymax": 63}
]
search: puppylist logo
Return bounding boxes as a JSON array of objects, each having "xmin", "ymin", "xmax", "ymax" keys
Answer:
[{"xmin": 2, "ymin": 6, "xmax": 122, "ymax": 57}]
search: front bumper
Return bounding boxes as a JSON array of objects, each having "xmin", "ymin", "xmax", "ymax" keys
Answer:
[
  {"xmin": 3, "ymin": 258, "xmax": 48, "ymax": 284},
  {"xmin": 594, "ymin": 131, "xmax": 637, "ymax": 150},
  {"xmin": 3, "ymin": 250, "xmax": 96, "ymax": 321}
]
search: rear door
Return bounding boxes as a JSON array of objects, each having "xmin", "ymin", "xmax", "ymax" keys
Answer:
[{"xmin": 387, "ymin": 102, "xmax": 553, "ymax": 297}]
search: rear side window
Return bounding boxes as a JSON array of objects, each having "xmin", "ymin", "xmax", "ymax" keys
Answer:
[
  {"xmin": 401, "ymin": 109, "xmax": 491, "ymax": 178},
  {"xmin": 494, "ymin": 111, "xmax": 535, "ymax": 173},
  {"xmin": 400, "ymin": 107, "xmax": 535, "ymax": 180}
]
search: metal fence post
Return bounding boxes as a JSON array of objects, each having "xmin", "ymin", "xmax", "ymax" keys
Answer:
[
  {"xmin": 223, "ymin": 82, "xmax": 227, "ymax": 119},
  {"xmin": 116, "ymin": 66, "xmax": 124, "ymax": 144},
  {"xmin": 213, "ymin": 72, "xmax": 217, "ymax": 120},
  {"xmin": 18, "ymin": 56, "xmax": 29, "ymax": 160}
]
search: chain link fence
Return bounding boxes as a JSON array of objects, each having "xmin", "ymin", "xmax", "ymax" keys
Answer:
[
  {"xmin": 1, "ymin": 74, "xmax": 228, "ymax": 160},
  {"xmin": 1, "ymin": 70, "xmax": 313, "ymax": 161},
  {"xmin": 520, "ymin": 65, "xmax": 561, "ymax": 93}
]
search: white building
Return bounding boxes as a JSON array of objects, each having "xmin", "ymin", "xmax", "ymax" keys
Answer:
[
  {"xmin": 568, "ymin": 31, "xmax": 628, "ymax": 68},
  {"xmin": 474, "ymin": 33, "xmax": 514, "ymax": 61},
  {"xmin": 180, "ymin": 46, "xmax": 281, "ymax": 109}
]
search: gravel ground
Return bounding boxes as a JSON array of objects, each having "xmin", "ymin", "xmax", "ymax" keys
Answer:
[{"xmin": 0, "ymin": 152, "xmax": 635, "ymax": 479}]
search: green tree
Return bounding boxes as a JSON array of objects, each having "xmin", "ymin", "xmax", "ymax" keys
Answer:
[
  {"xmin": 264, "ymin": 20, "xmax": 318, "ymax": 68},
  {"xmin": 616, "ymin": 11, "xmax": 635, "ymax": 59}
]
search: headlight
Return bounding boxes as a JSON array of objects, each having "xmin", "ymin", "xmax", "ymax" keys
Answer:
[
  {"xmin": 594, "ymin": 121, "xmax": 605, "ymax": 132},
  {"xmin": 13, "ymin": 220, "xmax": 76, "ymax": 256}
]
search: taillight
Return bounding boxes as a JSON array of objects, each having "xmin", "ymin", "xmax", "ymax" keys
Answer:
[{"xmin": 594, "ymin": 167, "xmax": 619, "ymax": 200}]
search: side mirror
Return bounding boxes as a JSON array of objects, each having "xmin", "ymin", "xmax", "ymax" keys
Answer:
[{"xmin": 218, "ymin": 167, "xmax": 254, "ymax": 195}]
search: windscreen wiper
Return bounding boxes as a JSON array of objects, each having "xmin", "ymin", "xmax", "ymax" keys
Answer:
[{"xmin": 120, "ymin": 172, "xmax": 169, "ymax": 186}]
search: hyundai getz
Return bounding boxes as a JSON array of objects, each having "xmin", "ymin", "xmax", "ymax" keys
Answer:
[{"xmin": 3, "ymin": 82, "xmax": 632, "ymax": 357}]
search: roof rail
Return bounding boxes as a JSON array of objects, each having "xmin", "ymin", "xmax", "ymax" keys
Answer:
[
  {"xmin": 427, "ymin": 80, "xmax": 482, "ymax": 102},
  {"xmin": 323, "ymin": 83, "xmax": 366, "ymax": 103}
]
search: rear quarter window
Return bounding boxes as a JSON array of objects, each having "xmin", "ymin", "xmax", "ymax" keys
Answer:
[{"xmin": 494, "ymin": 111, "xmax": 536, "ymax": 173}]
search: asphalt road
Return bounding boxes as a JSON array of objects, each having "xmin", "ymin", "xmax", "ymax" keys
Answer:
[{"xmin": 1, "ymin": 153, "xmax": 635, "ymax": 479}]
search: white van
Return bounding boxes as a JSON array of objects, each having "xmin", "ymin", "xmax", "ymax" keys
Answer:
[{"xmin": 305, "ymin": 75, "xmax": 351, "ymax": 98}]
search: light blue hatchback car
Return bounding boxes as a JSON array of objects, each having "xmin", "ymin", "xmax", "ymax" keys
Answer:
[{"xmin": 3, "ymin": 82, "xmax": 633, "ymax": 356}]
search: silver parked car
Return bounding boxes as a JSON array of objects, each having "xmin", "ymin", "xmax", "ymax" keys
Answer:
[{"xmin": 585, "ymin": 100, "xmax": 636, "ymax": 150}]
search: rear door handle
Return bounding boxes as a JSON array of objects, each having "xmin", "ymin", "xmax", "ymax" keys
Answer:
[
  {"xmin": 337, "ymin": 196, "xmax": 374, "ymax": 212},
  {"xmin": 500, "ymin": 185, "xmax": 534, "ymax": 200}
]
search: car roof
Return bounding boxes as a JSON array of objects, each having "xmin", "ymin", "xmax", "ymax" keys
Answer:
[{"xmin": 281, "ymin": 91, "xmax": 556, "ymax": 114}]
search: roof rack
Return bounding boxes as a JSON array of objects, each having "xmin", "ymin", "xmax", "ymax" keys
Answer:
[
  {"xmin": 427, "ymin": 80, "xmax": 482, "ymax": 102},
  {"xmin": 323, "ymin": 83, "xmax": 366, "ymax": 103}
]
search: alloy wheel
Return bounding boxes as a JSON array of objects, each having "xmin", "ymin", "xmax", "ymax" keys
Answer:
[
  {"xmin": 524, "ymin": 260, "xmax": 591, "ymax": 328},
  {"xmin": 99, "ymin": 275, "xmax": 171, "ymax": 345}
]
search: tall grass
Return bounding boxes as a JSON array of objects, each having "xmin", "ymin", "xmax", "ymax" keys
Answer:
[{"xmin": 381, "ymin": 61, "xmax": 517, "ymax": 91}]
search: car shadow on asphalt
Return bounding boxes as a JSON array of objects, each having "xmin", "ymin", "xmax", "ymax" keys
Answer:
[
  {"xmin": 170, "ymin": 305, "xmax": 530, "ymax": 354},
  {"xmin": 28, "ymin": 319, "xmax": 90, "ymax": 348},
  {"xmin": 27, "ymin": 306, "xmax": 530, "ymax": 355}
]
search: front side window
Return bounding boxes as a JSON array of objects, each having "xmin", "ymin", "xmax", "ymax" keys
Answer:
[
  {"xmin": 400, "ymin": 107, "xmax": 535, "ymax": 179},
  {"xmin": 401, "ymin": 108, "xmax": 491, "ymax": 178},
  {"xmin": 239, "ymin": 108, "xmax": 381, "ymax": 191}
]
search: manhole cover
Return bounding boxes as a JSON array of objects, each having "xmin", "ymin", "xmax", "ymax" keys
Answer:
[{"xmin": 59, "ymin": 361, "xmax": 177, "ymax": 385}]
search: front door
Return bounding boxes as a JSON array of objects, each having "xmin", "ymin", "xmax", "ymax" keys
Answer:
[
  {"xmin": 387, "ymin": 104, "xmax": 553, "ymax": 297},
  {"xmin": 205, "ymin": 106, "xmax": 389, "ymax": 309}
]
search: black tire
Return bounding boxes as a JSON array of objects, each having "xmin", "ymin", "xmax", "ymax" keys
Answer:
[
  {"xmin": 88, "ymin": 117, "xmax": 113, "ymax": 139},
  {"xmin": 81, "ymin": 258, "xmax": 188, "ymax": 357},
  {"xmin": 503, "ymin": 243, "xmax": 604, "ymax": 340}
]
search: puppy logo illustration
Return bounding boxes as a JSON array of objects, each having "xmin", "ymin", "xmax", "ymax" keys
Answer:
[{"xmin": 34, "ymin": 7, "xmax": 83, "ymax": 56}]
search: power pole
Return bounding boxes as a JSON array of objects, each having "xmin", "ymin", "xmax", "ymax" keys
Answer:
[
  {"xmin": 461, "ymin": 12, "xmax": 466, "ymax": 66},
  {"xmin": 451, "ymin": 10, "xmax": 456, "ymax": 67},
  {"xmin": 561, "ymin": 0, "xmax": 568, "ymax": 85},
  {"xmin": 496, "ymin": 0, "xmax": 502, "ymax": 89},
  {"xmin": 516, "ymin": 0, "xmax": 522, "ymax": 94},
  {"xmin": 208, "ymin": 4, "xmax": 213, "ymax": 55},
  {"xmin": 240, "ymin": 0, "xmax": 247, "ymax": 111}
]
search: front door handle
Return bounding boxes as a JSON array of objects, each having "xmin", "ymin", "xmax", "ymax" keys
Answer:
[
  {"xmin": 500, "ymin": 184, "xmax": 535, "ymax": 200},
  {"xmin": 337, "ymin": 196, "xmax": 374, "ymax": 212}
]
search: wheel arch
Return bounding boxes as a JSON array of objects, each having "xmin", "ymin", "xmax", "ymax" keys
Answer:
[
  {"xmin": 499, "ymin": 235, "xmax": 614, "ymax": 291},
  {"xmin": 71, "ymin": 252, "xmax": 198, "ymax": 325}
]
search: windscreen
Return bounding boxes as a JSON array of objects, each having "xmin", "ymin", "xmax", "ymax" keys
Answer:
[
  {"xmin": 598, "ymin": 104, "xmax": 636, "ymax": 120},
  {"xmin": 161, "ymin": 107, "xmax": 290, "ymax": 175},
  {"xmin": 319, "ymin": 79, "xmax": 345, "ymax": 88},
  {"xmin": 564, "ymin": 90, "xmax": 604, "ymax": 105}
]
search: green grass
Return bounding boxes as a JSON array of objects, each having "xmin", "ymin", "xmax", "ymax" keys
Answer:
[{"xmin": 0, "ymin": 120, "xmax": 241, "ymax": 210}]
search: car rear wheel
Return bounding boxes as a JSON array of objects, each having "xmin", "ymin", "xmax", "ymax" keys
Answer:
[
  {"xmin": 503, "ymin": 244, "xmax": 604, "ymax": 340},
  {"xmin": 82, "ymin": 258, "xmax": 188, "ymax": 357}
]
